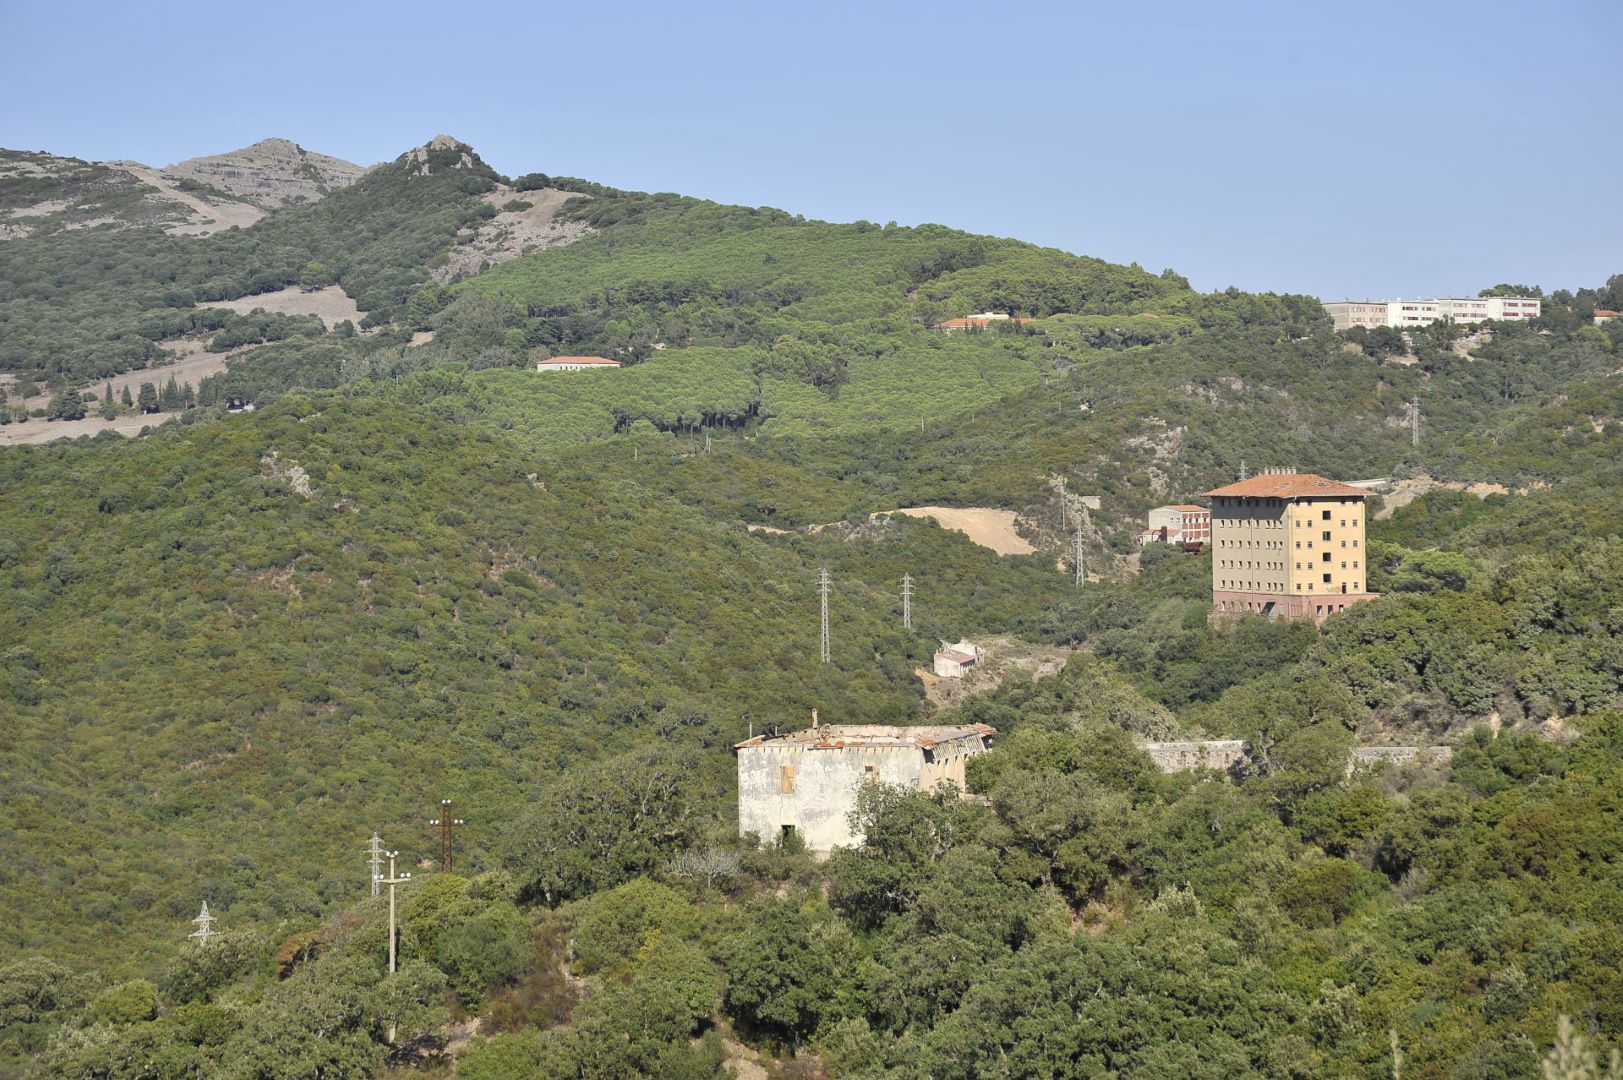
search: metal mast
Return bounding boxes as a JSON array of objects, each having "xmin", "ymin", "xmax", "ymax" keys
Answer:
[
  {"xmin": 189, "ymin": 902, "xmax": 217, "ymax": 946},
  {"xmin": 1410, "ymin": 399, "xmax": 1421, "ymax": 447},
  {"xmin": 374, "ymin": 851, "xmax": 411, "ymax": 973},
  {"xmin": 428, "ymin": 800, "xmax": 465, "ymax": 873},
  {"xmin": 901, "ymin": 574, "xmax": 914, "ymax": 630},
  {"xmin": 1073, "ymin": 530, "xmax": 1086, "ymax": 588},
  {"xmin": 366, "ymin": 834, "xmax": 385, "ymax": 897},
  {"xmin": 818, "ymin": 569, "xmax": 831, "ymax": 663}
]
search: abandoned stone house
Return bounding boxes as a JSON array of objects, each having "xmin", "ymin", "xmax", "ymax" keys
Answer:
[
  {"xmin": 734, "ymin": 719, "xmax": 996, "ymax": 852},
  {"xmin": 932, "ymin": 639, "xmax": 984, "ymax": 678}
]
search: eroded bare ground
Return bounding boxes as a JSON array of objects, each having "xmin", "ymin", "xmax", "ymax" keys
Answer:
[
  {"xmin": 776, "ymin": 506, "xmax": 1039, "ymax": 556},
  {"xmin": 1377, "ymin": 475, "xmax": 1518, "ymax": 518},
  {"xmin": 0, "ymin": 338, "xmax": 250, "ymax": 446},
  {"xmin": 113, "ymin": 164, "xmax": 265, "ymax": 235},
  {"xmin": 883, "ymin": 506, "xmax": 1037, "ymax": 555},
  {"xmin": 431, "ymin": 184, "xmax": 592, "ymax": 282},
  {"xmin": 919, "ymin": 635, "xmax": 1074, "ymax": 709},
  {"xmin": 204, "ymin": 285, "xmax": 366, "ymax": 328}
]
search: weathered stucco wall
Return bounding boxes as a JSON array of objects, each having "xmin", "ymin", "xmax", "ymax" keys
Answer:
[
  {"xmin": 737, "ymin": 734, "xmax": 986, "ymax": 852},
  {"xmin": 1350, "ymin": 745, "xmax": 1452, "ymax": 768},
  {"xmin": 1138, "ymin": 739, "xmax": 1453, "ymax": 775},
  {"xmin": 738, "ymin": 743, "xmax": 923, "ymax": 851},
  {"xmin": 1139, "ymin": 740, "xmax": 1247, "ymax": 774}
]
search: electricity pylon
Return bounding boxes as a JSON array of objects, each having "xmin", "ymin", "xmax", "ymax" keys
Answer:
[
  {"xmin": 1073, "ymin": 530, "xmax": 1086, "ymax": 588},
  {"xmin": 818, "ymin": 569, "xmax": 831, "ymax": 663},
  {"xmin": 428, "ymin": 801, "xmax": 465, "ymax": 873},
  {"xmin": 901, "ymin": 574, "xmax": 914, "ymax": 630},
  {"xmin": 189, "ymin": 902, "xmax": 217, "ymax": 946},
  {"xmin": 366, "ymin": 834, "xmax": 385, "ymax": 897}
]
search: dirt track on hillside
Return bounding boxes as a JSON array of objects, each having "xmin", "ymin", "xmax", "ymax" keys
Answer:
[{"xmin": 116, "ymin": 164, "xmax": 265, "ymax": 235}]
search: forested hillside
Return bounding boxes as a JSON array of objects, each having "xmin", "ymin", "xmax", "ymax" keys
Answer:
[{"xmin": 1, "ymin": 135, "xmax": 1621, "ymax": 1078}]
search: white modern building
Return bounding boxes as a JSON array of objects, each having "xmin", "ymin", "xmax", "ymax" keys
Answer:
[
  {"xmin": 1323, "ymin": 296, "xmax": 1541, "ymax": 331},
  {"xmin": 735, "ymin": 720, "xmax": 996, "ymax": 851}
]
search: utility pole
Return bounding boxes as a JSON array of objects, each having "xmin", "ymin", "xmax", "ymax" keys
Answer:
[
  {"xmin": 189, "ymin": 902, "xmax": 217, "ymax": 946},
  {"xmin": 901, "ymin": 573, "xmax": 914, "ymax": 630},
  {"xmin": 375, "ymin": 851, "xmax": 411, "ymax": 974},
  {"xmin": 1410, "ymin": 399, "xmax": 1421, "ymax": 448},
  {"xmin": 428, "ymin": 801, "xmax": 464, "ymax": 873},
  {"xmin": 818, "ymin": 569, "xmax": 831, "ymax": 664},
  {"xmin": 1239, "ymin": 458, "xmax": 1248, "ymax": 481},
  {"xmin": 366, "ymin": 834, "xmax": 386, "ymax": 897},
  {"xmin": 1073, "ymin": 529, "xmax": 1086, "ymax": 588}
]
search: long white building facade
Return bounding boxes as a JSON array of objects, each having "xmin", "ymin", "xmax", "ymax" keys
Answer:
[{"xmin": 1323, "ymin": 296, "xmax": 1541, "ymax": 331}]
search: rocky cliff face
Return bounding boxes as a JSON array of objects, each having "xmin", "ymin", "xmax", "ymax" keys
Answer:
[{"xmin": 161, "ymin": 138, "xmax": 366, "ymax": 208}]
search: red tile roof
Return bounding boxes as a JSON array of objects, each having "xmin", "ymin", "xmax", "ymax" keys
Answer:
[
  {"xmin": 1204, "ymin": 474, "xmax": 1370, "ymax": 499},
  {"xmin": 1596, "ymin": 309, "xmax": 1621, "ymax": 317},
  {"xmin": 539, "ymin": 356, "xmax": 620, "ymax": 366}
]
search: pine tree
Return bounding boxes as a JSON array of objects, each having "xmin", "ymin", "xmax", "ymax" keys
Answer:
[
  {"xmin": 121, "ymin": 385, "xmax": 133, "ymax": 408},
  {"xmin": 136, "ymin": 382, "xmax": 158, "ymax": 413}
]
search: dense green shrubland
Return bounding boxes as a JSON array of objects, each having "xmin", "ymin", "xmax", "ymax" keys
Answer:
[{"xmin": 2, "ymin": 138, "xmax": 1621, "ymax": 1077}]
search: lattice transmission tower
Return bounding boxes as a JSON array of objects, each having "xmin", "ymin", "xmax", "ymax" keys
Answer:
[
  {"xmin": 189, "ymin": 902, "xmax": 217, "ymax": 946},
  {"xmin": 429, "ymin": 800, "xmax": 465, "ymax": 873},
  {"xmin": 366, "ymin": 834, "xmax": 386, "ymax": 897},
  {"xmin": 818, "ymin": 569, "xmax": 831, "ymax": 663},
  {"xmin": 901, "ymin": 574, "xmax": 914, "ymax": 630}
]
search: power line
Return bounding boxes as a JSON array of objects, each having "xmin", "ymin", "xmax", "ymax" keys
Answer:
[
  {"xmin": 901, "ymin": 573, "xmax": 914, "ymax": 631},
  {"xmin": 818, "ymin": 569, "xmax": 831, "ymax": 664},
  {"xmin": 374, "ymin": 851, "xmax": 411, "ymax": 974},
  {"xmin": 428, "ymin": 800, "xmax": 465, "ymax": 873},
  {"xmin": 366, "ymin": 834, "xmax": 386, "ymax": 897}
]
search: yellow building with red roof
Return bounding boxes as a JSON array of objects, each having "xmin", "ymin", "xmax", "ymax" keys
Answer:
[{"xmin": 1204, "ymin": 469, "xmax": 1377, "ymax": 624}]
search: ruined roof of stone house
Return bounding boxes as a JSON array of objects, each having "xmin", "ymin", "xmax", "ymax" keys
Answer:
[
  {"xmin": 936, "ymin": 649, "xmax": 978, "ymax": 664},
  {"xmin": 1204, "ymin": 473, "xmax": 1370, "ymax": 499},
  {"xmin": 735, "ymin": 723, "xmax": 996, "ymax": 752}
]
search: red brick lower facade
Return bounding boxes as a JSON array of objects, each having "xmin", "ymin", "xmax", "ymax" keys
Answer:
[{"xmin": 1212, "ymin": 590, "xmax": 1379, "ymax": 626}]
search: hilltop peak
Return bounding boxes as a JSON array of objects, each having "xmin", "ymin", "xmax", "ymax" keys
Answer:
[{"xmin": 162, "ymin": 138, "xmax": 365, "ymax": 209}]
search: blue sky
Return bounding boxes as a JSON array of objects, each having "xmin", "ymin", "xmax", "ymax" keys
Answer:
[{"xmin": 2, "ymin": 0, "xmax": 1618, "ymax": 299}]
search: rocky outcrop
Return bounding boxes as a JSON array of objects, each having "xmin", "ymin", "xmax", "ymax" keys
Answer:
[{"xmin": 162, "ymin": 138, "xmax": 365, "ymax": 208}]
